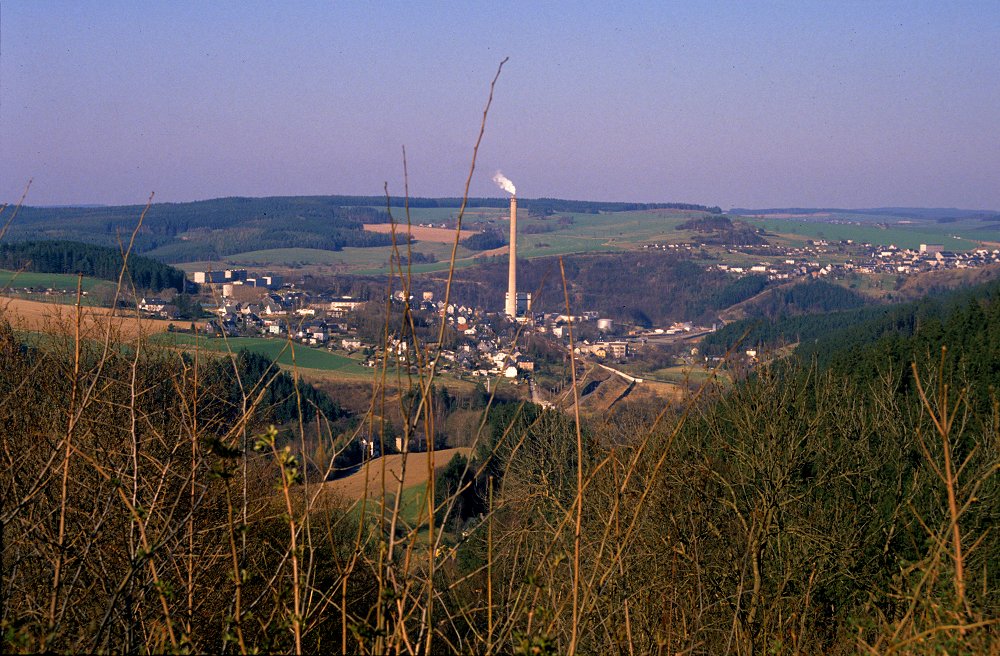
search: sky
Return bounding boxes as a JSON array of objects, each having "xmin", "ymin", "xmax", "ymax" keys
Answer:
[{"xmin": 2, "ymin": 1, "xmax": 999, "ymax": 210}]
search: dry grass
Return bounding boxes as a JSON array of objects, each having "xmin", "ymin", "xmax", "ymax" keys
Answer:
[
  {"xmin": 0, "ymin": 295, "xmax": 204, "ymax": 339},
  {"xmin": 363, "ymin": 223, "xmax": 480, "ymax": 243},
  {"xmin": 322, "ymin": 448, "xmax": 471, "ymax": 500}
]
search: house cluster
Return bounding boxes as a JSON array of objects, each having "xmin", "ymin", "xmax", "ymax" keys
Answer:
[
  {"xmin": 202, "ymin": 292, "xmax": 357, "ymax": 344},
  {"xmin": 7, "ymin": 285, "xmax": 92, "ymax": 299},
  {"xmin": 449, "ymin": 342, "xmax": 536, "ymax": 379},
  {"xmin": 575, "ymin": 341, "xmax": 629, "ymax": 360},
  {"xmin": 391, "ymin": 290, "xmax": 486, "ymax": 335},
  {"xmin": 865, "ymin": 245, "xmax": 1000, "ymax": 275},
  {"xmin": 641, "ymin": 242, "xmax": 701, "ymax": 253},
  {"xmin": 709, "ymin": 241, "xmax": 1000, "ymax": 283},
  {"xmin": 646, "ymin": 322, "xmax": 696, "ymax": 336},
  {"xmin": 138, "ymin": 297, "xmax": 181, "ymax": 319}
]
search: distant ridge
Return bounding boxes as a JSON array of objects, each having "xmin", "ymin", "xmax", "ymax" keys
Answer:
[
  {"xmin": 17, "ymin": 195, "xmax": 719, "ymax": 215},
  {"xmin": 729, "ymin": 207, "xmax": 999, "ymax": 220},
  {"xmin": 35, "ymin": 204, "xmax": 108, "ymax": 209},
  {"xmin": 3, "ymin": 195, "xmax": 721, "ymax": 264}
]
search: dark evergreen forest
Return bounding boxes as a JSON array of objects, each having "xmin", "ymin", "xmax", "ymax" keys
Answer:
[
  {"xmin": 6, "ymin": 197, "xmax": 396, "ymax": 262},
  {"xmin": 0, "ymin": 240, "xmax": 190, "ymax": 292},
  {"xmin": 704, "ymin": 277, "xmax": 1000, "ymax": 400}
]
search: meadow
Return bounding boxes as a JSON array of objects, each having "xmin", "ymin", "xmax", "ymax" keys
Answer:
[
  {"xmin": 150, "ymin": 332, "xmax": 477, "ymax": 389},
  {"xmin": 152, "ymin": 333, "xmax": 368, "ymax": 373},
  {"xmin": 744, "ymin": 216, "xmax": 986, "ymax": 250},
  {"xmin": 164, "ymin": 207, "xmax": 1000, "ymax": 283},
  {"xmin": 175, "ymin": 208, "xmax": 703, "ymax": 276},
  {"xmin": 0, "ymin": 268, "xmax": 106, "ymax": 292}
]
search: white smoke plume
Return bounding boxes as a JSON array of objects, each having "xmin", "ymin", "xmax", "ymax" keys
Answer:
[{"xmin": 493, "ymin": 171, "xmax": 516, "ymax": 196}]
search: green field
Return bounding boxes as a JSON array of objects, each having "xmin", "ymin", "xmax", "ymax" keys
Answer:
[
  {"xmin": 642, "ymin": 364, "xmax": 718, "ymax": 384},
  {"xmin": 388, "ymin": 484, "xmax": 433, "ymax": 530},
  {"xmin": 342, "ymin": 482, "xmax": 435, "ymax": 546},
  {"xmin": 174, "ymin": 209, "xmax": 702, "ymax": 276},
  {"xmin": 171, "ymin": 207, "xmax": 998, "ymax": 280},
  {"xmin": 150, "ymin": 333, "xmax": 473, "ymax": 388},
  {"xmin": 152, "ymin": 333, "xmax": 369, "ymax": 372},
  {"xmin": 744, "ymin": 218, "xmax": 981, "ymax": 251},
  {"xmin": 0, "ymin": 269, "xmax": 107, "ymax": 292},
  {"xmin": 178, "ymin": 242, "xmax": 481, "ymax": 275}
]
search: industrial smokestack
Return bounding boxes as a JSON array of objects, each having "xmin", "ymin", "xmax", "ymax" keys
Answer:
[
  {"xmin": 505, "ymin": 195, "xmax": 518, "ymax": 318},
  {"xmin": 494, "ymin": 171, "xmax": 519, "ymax": 319}
]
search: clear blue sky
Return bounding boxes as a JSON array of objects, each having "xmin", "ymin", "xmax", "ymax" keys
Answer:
[{"xmin": 2, "ymin": 1, "xmax": 999, "ymax": 209}]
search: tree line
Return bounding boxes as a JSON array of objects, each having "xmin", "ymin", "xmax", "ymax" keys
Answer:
[
  {"xmin": 6, "ymin": 198, "xmax": 396, "ymax": 262},
  {"xmin": 0, "ymin": 240, "xmax": 190, "ymax": 292}
]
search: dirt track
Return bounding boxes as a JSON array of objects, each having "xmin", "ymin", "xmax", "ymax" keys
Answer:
[
  {"xmin": 322, "ymin": 447, "xmax": 471, "ymax": 500},
  {"xmin": 0, "ymin": 296, "xmax": 203, "ymax": 339}
]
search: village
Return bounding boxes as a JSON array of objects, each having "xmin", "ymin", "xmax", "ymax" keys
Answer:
[
  {"xmin": 121, "ymin": 235, "xmax": 1000, "ymax": 384},
  {"xmin": 643, "ymin": 239, "xmax": 1000, "ymax": 282},
  {"xmin": 138, "ymin": 268, "xmax": 669, "ymax": 382}
]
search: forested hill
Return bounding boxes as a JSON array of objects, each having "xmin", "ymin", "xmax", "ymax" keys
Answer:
[
  {"xmin": 0, "ymin": 240, "xmax": 189, "ymax": 292},
  {"xmin": 4, "ymin": 195, "xmax": 719, "ymax": 262},
  {"xmin": 418, "ymin": 251, "xmax": 773, "ymax": 325},
  {"xmin": 705, "ymin": 276, "xmax": 1000, "ymax": 399},
  {"xmin": 700, "ymin": 279, "xmax": 875, "ymax": 352},
  {"xmin": 797, "ymin": 279, "xmax": 1000, "ymax": 394},
  {"xmin": 6, "ymin": 197, "xmax": 396, "ymax": 262}
]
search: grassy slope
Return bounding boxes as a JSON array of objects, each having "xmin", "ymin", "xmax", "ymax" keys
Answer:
[
  {"xmin": 0, "ymin": 269, "xmax": 107, "ymax": 292},
  {"xmin": 167, "ymin": 208, "xmax": 995, "ymax": 277},
  {"xmin": 177, "ymin": 209, "xmax": 703, "ymax": 275},
  {"xmin": 150, "ymin": 333, "xmax": 478, "ymax": 389},
  {"xmin": 744, "ymin": 217, "xmax": 983, "ymax": 250},
  {"xmin": 152, "ymin": 333, "xmax": 366, "ymax": 371}
]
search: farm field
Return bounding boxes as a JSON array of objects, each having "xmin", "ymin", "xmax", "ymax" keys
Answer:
[
  {"xmin": 743, "ymin": 217, "xmax": 984, "ymax": 250},
  {"xmin": 0, "ymin": 295, "xmax": 197, "ymax": 338},
  {"xmin": 152, "ymin": 333, "xmax": 368, "ymax": 372},
  {"xmin": 0, "ymin": 269, "xmax": 107, "ymax": 292},
  {"xmin": 362, "ymin": 223, "xmax": 479, "ymax": 242},
  {"xmin": 323, "ymin": 448, "xmax": 471, "ymax": 501},
  {"xmin": 172, "ymin": 209, "xmax": 704, "ymax": 275},
  {"xmin": 643, "ymin": 364, "xmax": 719, "ymax": 385},
  {"xmin": 176, "ymin": 242, "xmax": 480, "ymax": 277},
  {"xmin": 150, "ymin": 333, "xmax": 477, "ymax": 388},
  {"xmin": 155, "ymin": 206, "xmax": 998, "ymax": 284},
  {"xmin": 376, "ymin": 206, "xmax": 506, "ymax": 224}
]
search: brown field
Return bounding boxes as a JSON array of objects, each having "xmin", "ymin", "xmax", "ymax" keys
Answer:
[
  {"xmin": 0, "ymin": 296, "xmax": 204, "ymax": 339},
  {"xmin": 363, "ymin": 223, "xmax": 479, "ymax": 243},
  {"xmin": 322, "ymin": 447, "xmax": 471, "ymax": 500},
  {"xmin": 473, "ymin": 244, "xmax": 509, "ymax": 258}
]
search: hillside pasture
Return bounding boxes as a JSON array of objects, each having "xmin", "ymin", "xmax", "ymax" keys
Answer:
[
  {"xmin": 149, "ymin": 333, "xmax": 478, "ymax": 387},
  {"xmin": 745, "ymin": 217, "xmax": 978, "ymax": 250},
  {"xmin": 176, "ymin": 241, "xmax": 480, "ymax": 277},
  {"xmin": 177, "ymin": 209, "xmax": 707, "ymax": 276},
  {"xmin": 323, "ymin": 448, "xmax": 472, "ymax": 501},
  {"xmin": 152, "ymin": 333, "xmax": 369, "ymax": 373},
  {"xmin": 0, "ymin": 268, "xmax": 106, "ymax": 293}
]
